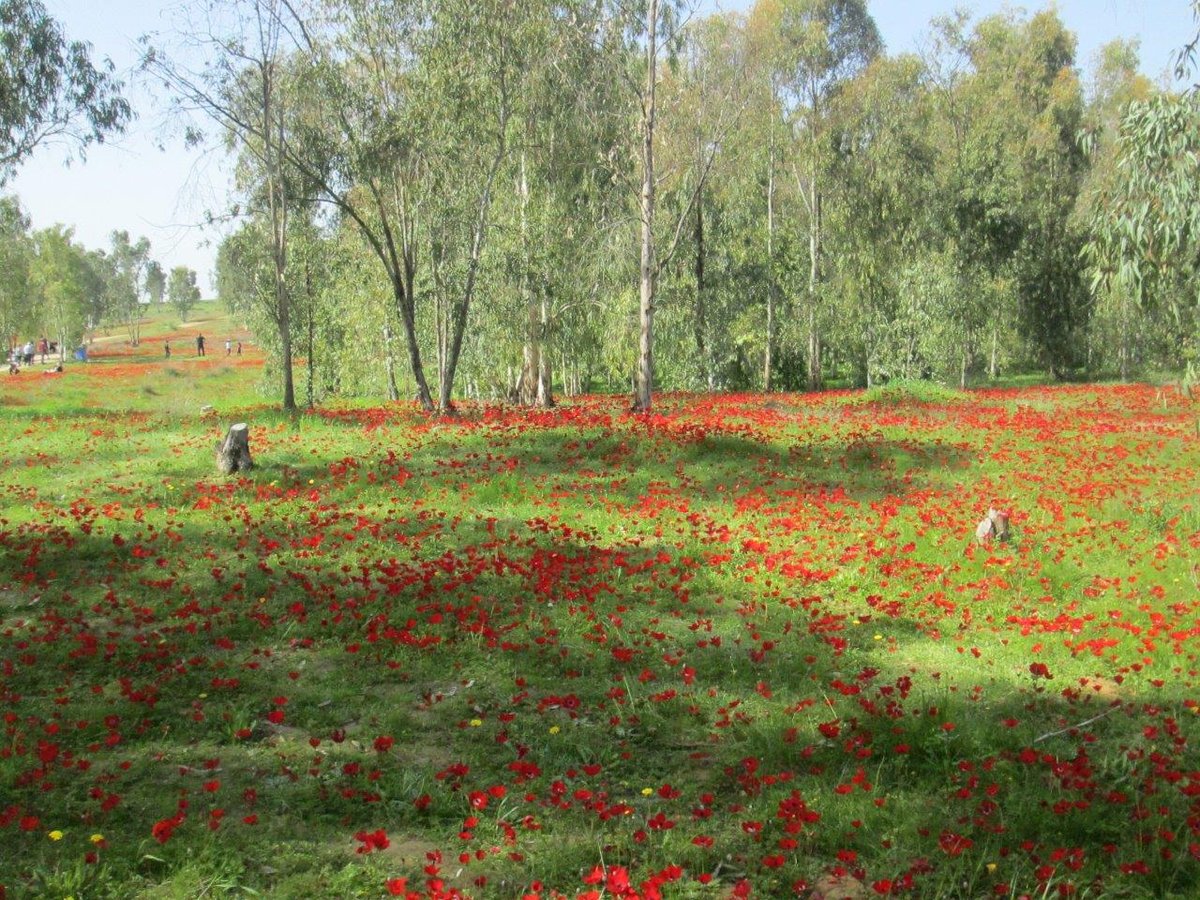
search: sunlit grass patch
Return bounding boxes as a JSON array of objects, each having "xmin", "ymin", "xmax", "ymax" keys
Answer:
[{"xmin": 1, "ymin": 343, "xmax": 1199, "ymax": 897}]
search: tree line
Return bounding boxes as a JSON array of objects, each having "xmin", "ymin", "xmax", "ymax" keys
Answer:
[
  {"xmin": 4, "ymin": 0, "xmax": 1198, "ymax": 406},
  {"xmin": 0, "ymin": 0, "xmax": 201, "ymax": 358},
  {"xmin": 0, "ymin": 203, "xmax": 204, "ymax": 357}
]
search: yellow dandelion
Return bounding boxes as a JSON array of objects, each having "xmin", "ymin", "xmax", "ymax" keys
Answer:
[
  {"xmin": 640, "ymin": 787, "xmax": 653, "ymax": 796},
  {"xmin": 90, "ymin": 833, "xmax": 104, "ymax": 844},
  {"xmin": 548, "ymin": 725, "xmax": 560, "ymax": 734},
  {"xmin": 469, "ymin": 718, "xmax": 483, "ymax": 727},
  {"xmin": 48, "ymin": 830, "xmax": 64, "ymax": 841}
]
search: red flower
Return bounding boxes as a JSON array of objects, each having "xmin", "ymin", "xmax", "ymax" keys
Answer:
[{"xmin": 354, "ymin": 828, "xmax": 390, "ymax": 854}]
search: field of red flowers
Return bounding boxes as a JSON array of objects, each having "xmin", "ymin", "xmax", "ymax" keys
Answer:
[{"xmin": 1, "ymin": 351, "xmax": 1198, "ymax": 897}]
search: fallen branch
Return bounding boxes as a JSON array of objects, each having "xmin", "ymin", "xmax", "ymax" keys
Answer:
[{"xmin": 1033, "ymin": 706, "xmax": 1118, "ymax": 743}]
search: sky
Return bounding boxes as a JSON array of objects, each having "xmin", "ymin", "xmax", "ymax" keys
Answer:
[{"xmin": 6, "ymin": 0, "xmax": 1194, "ymax": 294}]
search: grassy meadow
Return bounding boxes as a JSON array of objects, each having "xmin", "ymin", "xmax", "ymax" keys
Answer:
[{"xmin": 1, "ymin": 306, "xmax": 1199, "ymax": 898}]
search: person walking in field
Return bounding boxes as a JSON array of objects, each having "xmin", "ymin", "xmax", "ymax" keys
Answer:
[
  {"xmin": 164, "ymin": 340, "xmax": 171, "ymax": 358},
  {"xmin": 225, "ymin": 338, "xmax": 232, "ymax": 356},
  {"xmin": 236, "ymin": 341, "xmax": 242, "ymax": 356},
  {"xmin": 196, "ymin": 334, "xmax": 206, "ymax": 357}
]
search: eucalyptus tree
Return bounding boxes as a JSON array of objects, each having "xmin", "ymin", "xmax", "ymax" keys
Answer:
[
  {"xmin": 1076, "ymin": 40, "xmax": 1153, "ymax": 377},
  {"xmin": 167, "ymin": 265, "xmax": 202, "ymax": 323},
  {"xmin": 144, "ymin": 0, "xmax": 307, "ymax": 410},
  {"xmin": 501, "ymin": 2, "xmax": 626, "ymax": 407},
  {"xmin": 599, "ymin": 0, "xmax": 747, "ymax": 410},
  {"xmin": 80, "ymin": 247, "xmax": 110, "ymax": 341},
  {"xmin": 0, "ymin": 196, "xmax": 32, "ymax": 349},
  {"xmin": 145, "ymin": 260, "xmax": 166, "ymax": 306},
  {"xmin": 629, "ymin": 0, "xmax": 670, "ymax": 411},
  {"xmin": 653, "ymin": 12, "xmax": 757, "ymax": 391},
  {"xmin": 825, "ymin": 53, "xmax": 936, "ymax": 386},
  {"xmin": 945, "ymin": 11, "xmax": 1089, "ymax": 379},
  {"xmin": 1080, "ymin": 22, "xmax": 1200, "ymax": 381},
  {"xmin": 1082, "ymin": 93, "xmax": 1200, "ymax": 378},
  {"xmin": 29, "ymin": 226, "xmax": 89, "ymax": 357},
  {"xmin": 753, "ymin": 0, "xmax": 880, "ymax": 391},
  {"xmin": 0, "ymin": 0, "xmax": 131, "ymax": 182},
  {"xmin": 265, "ymin": 0, "xmax": 559, "ymax": 413},
  {"xmin": 107, "ymin": 230, "xmax": 154, "ymax": 346},
  {"xmin": 418, "ymin": 0, "xmax": 553, "ymax": 412}
]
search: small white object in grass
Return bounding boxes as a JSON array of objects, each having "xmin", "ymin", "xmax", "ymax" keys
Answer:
[{"xmin": 200, "ymin": 404, "xmax": 214, "ymax": 413}]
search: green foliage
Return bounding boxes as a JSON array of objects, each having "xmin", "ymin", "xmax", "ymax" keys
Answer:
[
  {"xmin": 106, "ymin": 230, "xmax": 156, "ymax": 345},
  {"xmin": 29, "ymin": 225, "xmax": 89, "ymax": 352},
  {"xmin": 0, "ymin": 194, "xmax": 32, "ymax": 345},
  {"xmin": 1082, "ymin": 94, "xmax": 1200, "ymax": 378},
  {"xmin": 167, "ymin": 265, "xmax": 201, "ymax": 323},
  {"xmin": 158, "ymin": 0, "xmax": 1198, "ymax": 403},
  {"xmin": 0, "ymin": 0, "xmax": 131, "ymax": 182}
]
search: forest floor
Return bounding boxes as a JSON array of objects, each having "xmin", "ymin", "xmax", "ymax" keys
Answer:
[{"xmin": 2, "ymin": 305, "xmax": 1199, "ymax": 898}]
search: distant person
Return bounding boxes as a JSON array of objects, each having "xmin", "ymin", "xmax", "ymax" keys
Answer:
[
  {"xmin": 164, "ymin": 340, "xmax": 171, "ymax": 358},
  {"xmin": 225, "ymin": 338, "xmax": 232, "ymax": 356},
  {"xmin": 196, "ymin": 333, "xmax": 206, "ymax": 357},
  {"xmin": 236, "ymin": 341, "xmax": 242, "ymax": 356},
  {"xmin": 37, "ymin": 337, "xmax": 48, "ymax": 362},
  {"xmin": 22, "ymin": 340, "xmax": 34, "ymax": 365},
  {"xmin": 8, "ymin": 348, "xmax": 19, "ymax": 375}
]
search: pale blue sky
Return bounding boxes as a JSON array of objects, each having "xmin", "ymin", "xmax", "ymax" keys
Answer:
[{"xmin": 7, "ymin": 0, "xmax": 1193, "ymax": 292}]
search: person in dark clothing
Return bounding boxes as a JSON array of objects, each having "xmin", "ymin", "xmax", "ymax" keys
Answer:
[{"xmin": 196, "ymin": 334, "xmax": 206, "ymax": 356}]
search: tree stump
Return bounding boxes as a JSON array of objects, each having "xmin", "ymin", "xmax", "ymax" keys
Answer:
[
  {"xmin": 974, "ymin": 507, "xmax": 1010, "ymax": 544},
  {"xmin": 216, "ymin": 423, "xmax": 253, "ymax": 474}
]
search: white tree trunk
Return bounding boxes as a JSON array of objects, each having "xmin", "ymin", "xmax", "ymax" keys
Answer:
[{"xmin": 633, "ymin": 0, "xmax": 659, "ymax": 413}]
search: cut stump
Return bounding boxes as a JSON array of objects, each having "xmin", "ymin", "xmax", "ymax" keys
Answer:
[{"xmin": 216, "ymin": 423, "xmax": 253, "ymax": 475}]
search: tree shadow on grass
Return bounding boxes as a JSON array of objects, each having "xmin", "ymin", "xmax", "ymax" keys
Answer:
[{"xmin": 2, "ymin": 511, "xmax": 1197, "ymax": 897}]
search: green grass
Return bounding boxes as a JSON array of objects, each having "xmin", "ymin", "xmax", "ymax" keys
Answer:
[{"xmin": 1, "ymin": 308, "xmax": 1199, "ymax": 897}]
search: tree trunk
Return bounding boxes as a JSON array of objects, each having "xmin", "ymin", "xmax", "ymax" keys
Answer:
[
  {"xmin": 215, "ymin": 423, "xmax": 254, "ymax": 474},
  {"xmin": 382, "ymin": 322, "xmax": 400, "ymax": 402},
  {"xmin": 280, "ymin": 306, "xmax": 296, "ymax": 411},
  {"xmin": 806, "ymin": 176, "xmax": 822, "ymax": 392},
  {"xmin": 1119, "ymin": 300, "xmax": 1130, "ymax": 380},
  {"xmin": 518, "ymin": 151, "xmax": 542, "ymax": 406},
  {"xmin": 438, "ymin": 148, "xmax": 506, "ymax": 416},
  {"xmin": 536, "ymin": 290, "xmax": 554, "ymax": 406},
  {"xmin": 633, "ymin": 0, "xmax": 660, "ymax": 414},
  {"xmin": 393, "ymin": 269, "xmax": 434, "ymax": 411},
  {"xmin": 305, "ymin": 259, "xmax": 315, "ymax": 409},
  {"xmin": 989, "ymin": 325, "xmax": 998, "ymax": 380},
  {"xmin": 693, "ymin": 158, "xmax": 708, "ymax": 390},
  {"xmin": 436, "ymin": 89, "xmax": 508, "ymax": 415},
  {"xmin": 260, "ymin": 54, "xmax": 296, "ymax": 413},
  {"xmin": 764, "ymin": 120, "xmax": 776, "ymax": 393}
]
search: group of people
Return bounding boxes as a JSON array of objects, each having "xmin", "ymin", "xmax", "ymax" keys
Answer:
[
  {"xmin": 164, "ymin": 334, "xmax": 242, "ymax": 358},
  {"xmin": 10, "ymin": 332, "xmax": 247, "ymax": 371},
  {"xmin": 7, "ymin": 337, "xmax": 58, "ymax": 374}
]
